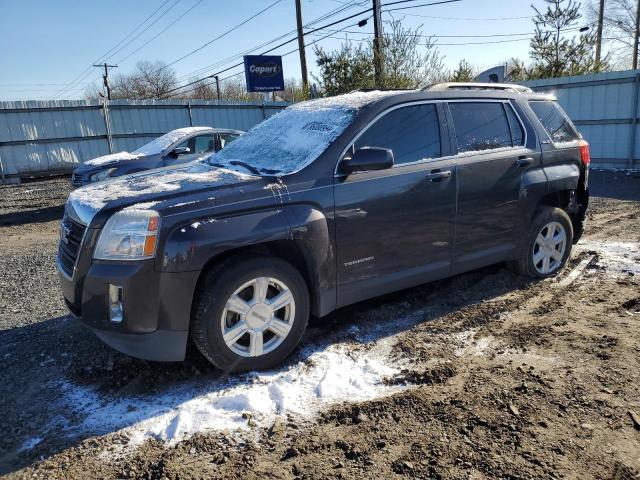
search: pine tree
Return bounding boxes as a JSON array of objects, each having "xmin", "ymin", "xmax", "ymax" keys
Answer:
[
  {"xmin": 449, "ymin": 60, "xmax": 475, "ymax": 82},
  {"xmin": 528, "ymin": 0, "xmax": 607, "ymax": 79}
]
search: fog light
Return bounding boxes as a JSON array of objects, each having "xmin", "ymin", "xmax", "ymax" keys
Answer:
[{"xmin": 109, "ymin": 284, "xmax": 123, "ymax": 323}]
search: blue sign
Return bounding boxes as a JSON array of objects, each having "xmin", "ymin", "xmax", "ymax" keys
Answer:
[{"xmin": 244, "ymin": 55, "xmax": 284, "ymax": 92}]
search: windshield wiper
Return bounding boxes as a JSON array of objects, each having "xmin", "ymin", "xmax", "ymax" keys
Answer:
[{"xmin": 229, "ymin": 160, "xmax": 262, "ymax": 176}]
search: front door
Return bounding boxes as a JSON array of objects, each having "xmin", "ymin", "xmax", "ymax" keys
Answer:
[{"xmin": 333, "ymin": 102, "xmax": 457, "ymax": 306}]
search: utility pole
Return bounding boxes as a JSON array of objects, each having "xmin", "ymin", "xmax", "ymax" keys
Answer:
[
  {"xmin": 634, "ymin": 0, "xmax": 640, "ymax": 69},
  {"xmin": 93, "ymin": 63, "xmax": 117, "ymax": 100},
  {"xmin": 595, "ymin": 0, "xmax": 605, "ymax": 65},
  {"xmin": 295, "ymin": 0, "xmax": 309, "ymax": 95},
  {"xmin": 372, "ymin": 0, "xmax": 384, "ymax": 87},
  {"xmin": 214, "ymin": 75, "xmax": 221, "ymax": 101}
]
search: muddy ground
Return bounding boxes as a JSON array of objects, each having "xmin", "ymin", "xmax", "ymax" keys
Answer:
[{"xmin": 0, "ymin": 171, "xmax": 639, "ymax": 479}]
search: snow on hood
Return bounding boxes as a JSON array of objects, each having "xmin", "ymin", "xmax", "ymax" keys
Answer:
[
  {"xmin": 85, "ymin": 151, "xmax": 143, "ymax": 167},
  {"xmin": 132, "ymin": 127, "xmax": 213, "ymax": 156},
  {"xmin": 211, "ymin": 90, "xmax": 402, "ymax": 176},
  {"xmin": 68, "ymin": 161, "xmax": 255, "ymax": 216}
]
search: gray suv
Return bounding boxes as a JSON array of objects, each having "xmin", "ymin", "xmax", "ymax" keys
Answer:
[{"xmin": 58, "ymin": 83, "xmax": 590, "ymax": 372}]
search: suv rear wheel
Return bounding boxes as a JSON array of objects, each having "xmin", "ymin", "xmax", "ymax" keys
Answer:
[
  {"xmin": 191, "ymin": 256, "xmax": 309, "ymax": 372},
  {"xmin": 513, "ymin": 206, "xmax": 574, "ymax": 278}
]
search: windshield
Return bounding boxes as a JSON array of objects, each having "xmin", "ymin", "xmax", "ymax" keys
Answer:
[
  {"xmin": 209, "ymin": 102, "xmax": 359, "ymax": 175},
  {"xmin": 133, "ymin": 128, "xmax": 208, "ymax": 156}
]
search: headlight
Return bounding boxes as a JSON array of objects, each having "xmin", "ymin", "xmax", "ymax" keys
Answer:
[
  {"xmin": 94, "ymin": 210, "xmax": 160, "ymax": 260},
  {"xmin": 90, "ymin": 168, "xmax": 117, "ymax": 183}
]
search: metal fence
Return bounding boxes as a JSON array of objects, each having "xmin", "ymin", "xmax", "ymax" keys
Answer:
[
  {"xmin": 522, "ymin": 69, "xmax": 640, "ymax": 170},
  {"xmin": 0, "ymin": 99, "xmax": 288, "ymax": 179}
]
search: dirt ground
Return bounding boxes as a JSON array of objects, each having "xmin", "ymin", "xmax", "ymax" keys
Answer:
[{"xmin": 0, "ymin": 171, "xmax": 639, "ymax": 479}]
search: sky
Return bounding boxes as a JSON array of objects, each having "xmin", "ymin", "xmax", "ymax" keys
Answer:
[{"xmin": 0, "ymin": 0, "xmax": 590, "ymax": 100}]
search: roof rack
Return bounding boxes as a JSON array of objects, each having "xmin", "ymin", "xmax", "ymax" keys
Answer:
[{"xmin": 425, "ymin": 82, "xmax": 533, "ymax": 94}]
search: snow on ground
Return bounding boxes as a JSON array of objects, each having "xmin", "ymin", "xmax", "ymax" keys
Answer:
[
  {"xmin": 576, "ymin": 240, "xmax": 640, "ymax": 276},
  {"xmin": 57, "ymin": 327, "xmax": 409, "ymax": 448}
]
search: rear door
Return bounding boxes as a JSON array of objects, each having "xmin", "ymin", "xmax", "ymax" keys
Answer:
[
  {"xmin": 447, "ymin": 100, "xmax": 538, "ymax": 272},
  {"xmin": 333, "ymin": 102, "xmax": 457, "ymax": 306}
]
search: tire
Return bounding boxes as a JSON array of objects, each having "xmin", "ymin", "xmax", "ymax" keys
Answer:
[
  {"xmin": 512, "ymin": 206, "xmax": 574, "ymax": 278},
  {"xmin": 191, "ymin": 255, "xmax": 310, "ymax": 372}
]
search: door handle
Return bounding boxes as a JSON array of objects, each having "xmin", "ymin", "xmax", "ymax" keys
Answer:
[
  {"xmin": 425, "ymin": 170, "xmax": 452, "ymax": 182},
  {"xmin": 515, "ymin": 156, "xmax": 534, "ymax": 167}
]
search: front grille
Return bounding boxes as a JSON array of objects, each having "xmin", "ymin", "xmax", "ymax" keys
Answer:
[
  {"xmin": 58, "ymin": 215, "xmax": 87, "ymax": 277},
  {"xmin": 71, "ymin": 173, "xmax": 83, "ymax": 186}
]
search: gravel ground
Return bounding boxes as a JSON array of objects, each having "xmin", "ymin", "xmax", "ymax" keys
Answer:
[{"xmin": 0, "ymin": 171, "xmax": 639, "ymax": 479}]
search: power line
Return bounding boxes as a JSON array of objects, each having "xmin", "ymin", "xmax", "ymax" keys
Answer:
[
  {"xmin": 165, "ymin": 21, "xmax": 360, "ymax": 99},
  {"xmin": 173, "ymin": 1, "xmax": 366, "ymax": 83},
  {"xmin": 115, "ymin": 0, "xmax": 204, "ymax": 65},
  {"xmin": 147, "ymin": 6, "xmax": 375, "ymax": 99},
  {"xmin": 157, "ymin": 0, "xmax": 284, "ymax": 73},
  {"xmin": 51, "ymin": 0, "xmax": 173, "ymax": 99},
  {"xmin": 383, "ymin": 0, "xmax": 464, "ymax": 13}
]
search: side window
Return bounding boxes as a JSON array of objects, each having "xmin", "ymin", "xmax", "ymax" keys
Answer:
[
  {"xmin": 449, "ymin": 102, "xmax": 513, "ymax": 152},
  {"xmin": 219, "ymin": 133, "xmax": 240, "ymax": 149},
  {"xmin": 505, "ymin": 104, "xmax": 525, "ymax": 146},
  {"xmin": 194, "ymin": 134, "xmax": 215, "ymax": 154},
  {"xmin": 352, "ymin": 104, "xmax": 441, "ymax": 165},
  {"xmin": 528, "ymin": 100, "xmax": 579, "ymax": 143},
  {"xmin": 174, "ymin": 138, "xmax": 193, "ymax": 157}
]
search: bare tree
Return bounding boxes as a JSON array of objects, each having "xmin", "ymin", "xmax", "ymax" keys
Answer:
[
  {"xmin": 587, "ymin": 0, "xmax": 637, "ymax": 68},
  {"xmin": 110, "ymin": 60, "xmax": 178, "ymax": 99}
]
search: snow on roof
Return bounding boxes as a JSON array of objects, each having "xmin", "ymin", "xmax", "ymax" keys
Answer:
[
  {"xmin": 212, "ymin": 90, "xmax": 399, "ymax": 176},
  {"xmin": 68, "ymin": 162, "xmax": 253, "ymax": 215},
  {"xmin": 132, "ymin": 126, "xmax": 213, "ymax": 156}
]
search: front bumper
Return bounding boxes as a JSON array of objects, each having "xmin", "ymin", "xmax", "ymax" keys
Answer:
[{"xmin": 57, "ymin": 257, "xmax": 199, "ymax": 362}]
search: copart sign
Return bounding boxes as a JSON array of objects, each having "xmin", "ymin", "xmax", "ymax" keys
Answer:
[{"xmin": 244, "ymin": 55, "xmax": 284, "ymax": 92}]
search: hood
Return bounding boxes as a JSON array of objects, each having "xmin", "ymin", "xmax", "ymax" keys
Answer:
[
  {"xmin": 67, "ymin": 161, "xmax": 259, "ymax": 225},
  {"xmin": 77, "ymin": 151, "xmax": 146, "ymax": 172}
]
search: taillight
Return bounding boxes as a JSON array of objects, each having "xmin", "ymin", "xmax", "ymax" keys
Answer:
[{"xmin": 578, "ymin": 140, "xmax": 590, "ymax": 166}]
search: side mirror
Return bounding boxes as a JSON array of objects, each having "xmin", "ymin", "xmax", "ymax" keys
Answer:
[
  {"xmin": 341, "ymin": 147, "xmax": 394, "ymax": 174},
  {"xmin": 171, "ymin": 146, "xmax": 191, "ymax": 157}
]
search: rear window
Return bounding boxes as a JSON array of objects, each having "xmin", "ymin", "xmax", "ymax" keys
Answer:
[
  {"xmin": 449, "ymin": 102, "xmax": 514, "ymax": 153},
  {"xmin": 528, "ymin": 100, "xmax": 579, "ymax": 143}
]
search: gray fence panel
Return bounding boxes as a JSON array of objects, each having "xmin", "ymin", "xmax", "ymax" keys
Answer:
[
  {"xmin": 522, "ymin": 70, "xmax": 640, "ymax": 169},
  {"xmin": 0, "ymin": 100, "xmax": 288, "ymax": 178}
]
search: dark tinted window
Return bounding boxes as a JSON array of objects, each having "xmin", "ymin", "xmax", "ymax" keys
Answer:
[
  {"xmin": 354, "ymin": 104, "xmax": 441, "ymax": 165},
  {"xmin": 505, "ymin": 104, "xmax": 525, "ymax": 146},
  {"xmin": 449, "ymin": 102, "xmax": 513, "ymax": 152},
  {"xmin": 528, "ymin": 100, "xmax": 579, "ymax": 142}
]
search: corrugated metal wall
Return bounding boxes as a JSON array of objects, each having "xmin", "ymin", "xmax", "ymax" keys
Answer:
[
  {"xmin": 0, "ymin": 99, "xmax": 287, "ymax": 178},
  {"xmin": 522, "ymin": 70, "xmax": 640, "ymax": 169}
]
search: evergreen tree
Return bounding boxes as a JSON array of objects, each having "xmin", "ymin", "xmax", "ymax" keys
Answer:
[{"xmin": 528, "ymin": 0, "xmax": 606, "ymax": 79}]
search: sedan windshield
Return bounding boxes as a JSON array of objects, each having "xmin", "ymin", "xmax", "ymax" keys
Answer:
[
  {"xmin": 209, "ymin": 102, "xmax": 357, "ymax": 176},
  {"xmin": 133, "ymin": 128, "xmax": 209, "ymax": 156}
]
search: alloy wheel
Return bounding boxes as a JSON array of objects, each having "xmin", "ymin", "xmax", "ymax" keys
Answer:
[
  {"xmin": 220, "ymin": 276, "xmax": 295, "ymax": 357},
  {"xmin": 532, "ymin": 221, "xmax": 567, "ymax": 275}
]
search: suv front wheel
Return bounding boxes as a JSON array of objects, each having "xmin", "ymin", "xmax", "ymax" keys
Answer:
[
  {"xmin": 514, "ymin": 206, "xmax": 574, "ymax": 278},
  {"xmin": 191, "ymin": 255, "xmax": 310, "ymax": 372}
]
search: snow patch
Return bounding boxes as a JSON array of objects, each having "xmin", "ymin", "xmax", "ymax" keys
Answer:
[
  {"xmin": 122, "ymin": 201, "xmax": 159, "ymax": 212},
  {"xmin": 576, "ymin": 240, "xmax": 640, "ymax": 276},
  {"xmin": 85, "ymin": 152, "xmax": 143, "ymax": 167},
  {"xmin": 68, "ymin": 162, "xmax": 253, "ymax": 215},
  {"xmin": 132, "ymin": 127, "xmax": 213, "ymax": 156},
  {"xmin": 19, "ymin": 437, "xmax": 42, "ymax": 451},
  {"xmin": 59, "ymin": 338, "xmax": 404, "ymax": 447}
]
